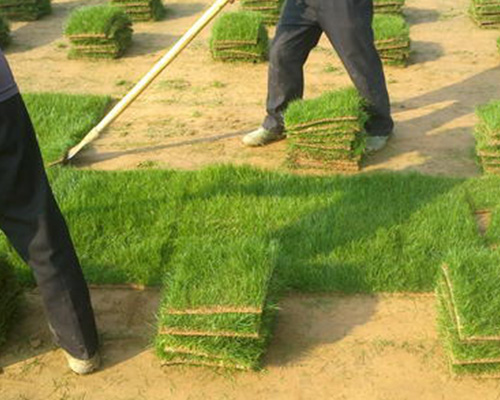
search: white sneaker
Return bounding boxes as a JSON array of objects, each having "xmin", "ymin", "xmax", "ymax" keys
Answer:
[
  {"xmin": 242, "ymin": 127, "xmax": 286, "ymax": 147},
  {"xmin": 64, "ymin": 351, "xmax": 100, "ymax": 375}
]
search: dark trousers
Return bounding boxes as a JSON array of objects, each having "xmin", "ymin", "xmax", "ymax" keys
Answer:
[
  {"xmin": 0, "ymin": 94, "xmax": 98, "ymax": 360},
  {"xmin": 263, "ymin": 0, "xmax": 394, "ymax": 136}
]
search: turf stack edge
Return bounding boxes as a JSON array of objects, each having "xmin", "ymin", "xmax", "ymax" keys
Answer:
[
  {"xmin": 373, "ymin": 0, "xmax": 405, "ymax": 14},
  {"xmin": 475, "ymin": 99, "xmax": 500, "ymax": 175},
  {"xmin": 240, "ymin": 0, "xmax": 284, "ymax": 25},
  {"xmin": 470, "ymin": 0, "xmax": 500, "ymax": 29},
  {"xmin": 373, "ymin": 14, "xmax": 410, "ymax": 67},
  {"xmin": 0, "ymin": 0, "xmax": 51, "ymax": 21},
  {"xmin": 110, "ymin": 0, "xmax": 165, "ymax": 22}
]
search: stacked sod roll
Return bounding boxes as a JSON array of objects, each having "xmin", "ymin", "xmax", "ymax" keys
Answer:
[
  {"xmin": 470, "ymin": 0, "xmax": 500, "ymax": 28},
  {"xmin": 437, "ymin": 250, "xmax": 500, "ymax": 377},
  {"xmin": 0, "ymin": 15, "xmax": 10, "ymax": 49},
  {"xmin": 0, "ymin": 259, "xmax": 21, "ymax": 346},
  {"xmin": 284, "ymin": 88, "xmax": 368, "ymax": 172},
  {"xmin": 64, "ymin": 5, "xmax": 133, "ymax": 60},
  {"xmin": 0, "ymin": 0, "xmax": 50, "ymax": 21},
  {"xmin": 240, "ymin": 0, "xmax": 284, "ymax": 25},
  {"xmin": 110, "ymin": 0, "xmax": 165, "ymax": 22},
  {"xmin": 155, "ymin": 198, "xmax": 279, "ymax": 369},
  {"xmin": 210, "ymin": 11, "xmax": 269, "ymax": 63},
  {"xmin": 373, "ymin": 14, "xmax": 410, "ymax": 67},
  {"xmin": 373, "ymin": 0, "xmax": 405, "ymax": 14},
  {"xmin": 474, "ymin": 100, "xmax": 500, "ymax": 175}
]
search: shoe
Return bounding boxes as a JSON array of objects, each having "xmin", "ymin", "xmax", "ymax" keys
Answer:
[
  {"xmin": 64, "ymin": 350, "xmax": 100, "ymax": 375},
  {"xmin": 242, "ymin": 127, "xmax": 285, "ymax": 147},
  {"xmin": 366, "ymin": 134, "xmax": 392, "ymax": 154}
]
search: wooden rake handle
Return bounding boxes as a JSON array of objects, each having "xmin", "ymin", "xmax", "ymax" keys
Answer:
[{"xmin": 61, "ymin": 0, "xmax": 232, "ymax": 164}]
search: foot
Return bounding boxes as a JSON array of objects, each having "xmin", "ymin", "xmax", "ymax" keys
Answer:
[
  {"xmin": 242, "ymin": 127, "xmax": 285, "ymax": 147},
  {"xmin": 366, "ymin": 134, "xmax": 392, "ymax": 154},
  {"xmin": 64, "ymin": 351, "xmax": 100, "ymax": 375}
]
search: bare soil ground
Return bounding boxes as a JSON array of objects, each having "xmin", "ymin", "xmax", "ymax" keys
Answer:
[{"xmin": 3, "ymin": 290, "xmax": 500, "ymax": 400}]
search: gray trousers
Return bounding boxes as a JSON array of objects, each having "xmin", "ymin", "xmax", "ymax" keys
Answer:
[
  {"xmin": 0, "ymin": 94, "xmax": 98, "ymax": 360},
  {"xmin": 263, "ymin": 0, "xmax": 394, "ymax": 136}
]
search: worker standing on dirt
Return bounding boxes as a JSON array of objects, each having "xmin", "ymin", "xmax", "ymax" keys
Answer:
[
  {"xmin": 243, "ymin": 0, "xmax": 394, "ymax": 153},
  {"xmin": 0, "ymin": 49, "xmax": 99, "ymax": 375}
]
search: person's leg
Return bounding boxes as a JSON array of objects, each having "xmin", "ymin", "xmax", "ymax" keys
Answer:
[
  {"xmin": 0, "ymin": 94, "xmax": 99, "ymax": 362},
  {"xmin": 317, "ymin": 0, "xmax": 394, "ymax": 138}
]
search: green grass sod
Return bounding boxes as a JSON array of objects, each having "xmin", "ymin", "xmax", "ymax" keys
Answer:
[
  {"xmin": 110, "ymin": 0, "xmax": 166, "ymax": 22},
  {"xmin": 474, "ymin": 100, "xmax": 500, "ymax": 174},
  {"xmin": 65, "ymin": 5, "xmax": 133, "ymax": 59},
  {"xmin": 210, "ymin": 11, "xmax": 269, "ymax": 63},
  {"xmin": 470, "ymin": 0, "xmax": 500, "ymax": 28},
  {"xmin": 0, "ymin": 0, "xmax": 51, "ymax": 21},
  {"xmin": 0, "ymin": 257, "xmax": 21, "ymax": 347},
  {"xmin": 373, "ymin": 0, "xmax": 405, "ymax": 14},
  {"xmin": 0, "ymin": 15, "xmax": 9, "ymax": 49},
  {"xmin": 22, "ymin": 93, "xmax": 111, "ymax": 165},
  {"xmin": 239, "ymin": 0, "xmax": 284, "ymax": 25},
  {"xmin": 373, "ymin": 14, "xmax": 410, "ymax": 67}
]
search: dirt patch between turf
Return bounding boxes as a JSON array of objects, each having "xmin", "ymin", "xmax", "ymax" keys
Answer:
[{"xmin": 2, "ymin": 289, "xmax": 500, "ymax": 400}]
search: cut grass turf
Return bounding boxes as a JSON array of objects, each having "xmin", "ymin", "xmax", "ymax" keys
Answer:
[
  {"xmin": 240, "ymin": 0, "xmax": 284, "ymax": 25},
  {"xmin": 474, "ymin": 99, "xmax": 500, "ymax": 174},
  {"xmin": 0, "ymin": 0, "xmax": 51, "ymax": 21},
  {"xmin": 110, "ymin": 0, "xmax": 166, "ymax": 22},
  {"xmin": 22, "ymin": 93, "xmax": 111, "ymax": 165},
  {"xmin": 0, "ymin": 15, "xmax": 10, "ymax": 49},
  {"xmin": 210, "ymin": 11, "xmax": 269, "ymax": 62},
  {"xmin": 373, "ymin": 14, "xmax": 410, "ymax": 67},
  {"xmin": 373, "ymin": 0, "xmax": 405, "ymax": 14},
  {"xmin": 470, "ymin": 0, "xmax": 500, "ymax": 29},
  {"xmin": 284, "ymin": 87, "xmax": 368, "ymax": 171},
  {"xmin": 64, "ymin": 5, "xmax": 133, "ymax": 59}
]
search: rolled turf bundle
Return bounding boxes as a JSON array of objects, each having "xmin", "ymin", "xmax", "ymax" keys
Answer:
[
  {"xmin": 110, "ymin": 0, "xmax": 165, "ymax": 22},
  {"xmin": 284, "ymin": 87, "xmax": 368, "ymax": 172},
  {"xmin": 0, "ymin": 258, "xmax": 21, "ymax": 347},
  {"xmin": 240, "ymin": 0, "xmax": 284, "ymax": 25},
  {"xmin": 155, "ymin": 197, "xmax": 279, "ymax": 369},
  {"xmin": 474, "ymin": 100, "xmax": 500, "ymax": 175},
  {"xmin": 470, "ymin": 0, "xmax": 500, "ymax": 29},
  {"xmin": 64, "ymin": 5, "xmax": 133, "ymax": 60},
  {"xmin": 210, "ymin": 11, "xmax": 269, "ymax": 63},
  {"xmin": 0, "ymin": 15, "xmax": 10, "ymax": 49},
  {"xmin": 373, "ymin": 0, "xmax": 405, "ymax": 14},
  {"xmin": 0, "ymin": 0, "xmax": 50, "ymax": 21},
  {"xmin": 373, "ymin": 14, "xmax": 410, "ymax": 67},
  {"xmin": 436, "ymin": 249, "xmax": 500, "ymax": 377}
]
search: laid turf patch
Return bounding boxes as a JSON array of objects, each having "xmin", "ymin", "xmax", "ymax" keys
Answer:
[
  {"xmin": 240, "ymin": 0, "xmax": 284, "ymax": 25},
  {"xmin": 373, "ymin": 14, "xmax": 410, "ymax": 67},
  {"xmin": 0, "ymin": 0, "xmax": 50, "ymax": 21},
  {"xmin": 373, "ymin": 0, "xmax": 405, "ymax": 14},
  {"xmin": 284, "ymin": 87, "xmax": 368, "ymax": 172},
  {"xmin": 475, "ymin": 99, "xmax": 500, "ymax": 175},
  {"xmin": 64, "ymin": 5, "xmax": 133, "ymax": 59},
  {"xmin": 110, "ymin": 0, "xmax": 165, "ymax": 22},
  {"xmin": 22, "ymin": 93, "xmax": 111, "ymax": 165},
  {"xmin": 0, "ymin": 257, "xmax": 21, "ymax": 347},
  {"xmin": 470, "ymin": 0, "xmax": 500, "ymax": 29},
  {"xmin": 0, "ymin": 15, "xmax": 10, "ymax": 49},
  {"xmin": 210, "ymin": 11, "xmax": 269, "ymax": 62}
]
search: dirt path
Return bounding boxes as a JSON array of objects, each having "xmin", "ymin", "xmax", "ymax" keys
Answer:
[
  {"xmin": 2, "ymin": 290, "xmax": 500, "ymax": 400},
  {"xmin": 5, "ymin": 0, "xmax": 500, "ymax": 176}
]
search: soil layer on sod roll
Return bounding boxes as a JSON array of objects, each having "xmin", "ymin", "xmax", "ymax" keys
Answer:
[
  {"xmin": 110, "ymin": 0, "xmax": 165, "ymax": 22},
  {"xmin": 240, "ymin": 0, "xmax": 284, "ymax": 25},
  {"xmin": 0, "ymin": 257, "xmax": 21, "ymax": 347},
  {"xmin": 373, "ymin": 14, "xmax": 410, "ymax": 67},
  {"xmin": 0, "ymin": 0, "xmax": 50, "ymax": 21},
  {"xmin": 285, "ymin": 87, "xmax": 368, "ymax": 172},
  {"xmin": 470, "ymin": 0, "xmax": 500, "ymax": 28},
  {"xmin": 210, "ymin": 11, "xmax": 269, "ymax": 63},
  {"xmin": 373, "ymin": 0, "xmax": 405, "ymax": 14},
  {"xmin": 0, "ymin": 15, "xmax": 9, "ymax": 49},
  {"xmin": 65, "ymin": 5, "xmax": 133, "ymax": 59},
  {"xmin": 475, "ymin": 99, "xmax": 500, "ymax": 174}
]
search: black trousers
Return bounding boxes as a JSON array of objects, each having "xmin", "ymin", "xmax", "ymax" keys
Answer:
[
  {"xmin": 263, "ymin": 0, "xmax": 394, "ymax": 136},
  {"xmin": 0, "ymin": 94, "xmax": 98, "ymax": 360}
]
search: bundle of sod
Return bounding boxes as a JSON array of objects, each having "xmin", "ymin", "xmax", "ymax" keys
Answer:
[
  {"xmin": 0, "ymin": 15, "xmax": 9, "ymax": 49},
  {"xmin": 155, "ymin": 195, "xmax": 280, "ymax": 369},
  {"xmin": 210, "ymin": 11, "xmax": 269, "ymax": 63},
  {"xmin": 0, "ymin": 258, "xmax": 21, "ymax": 347},
  {"xmin": 373, "ymin": 14, "xmax": 410, "ymax": 67},
  {"xmin": 110, "ymin": 0, "xmax": 165, "ymax": 22},
  {"xmin": 474, "ymin": 100, "xmax": 500, "ymax": 175},
  {"xmin": 470, "ymin": 0, "xmax": 500, "ymax": 28},
  {"xmin": 373, "ymin": 0, "xmax": 405, "ymax": 14},
  {"xmin": 64, "ymin": 5, "xmax": 133, "ymax": 59},
  {"xmin": 239, "ymin": 0, "xmax": 284, "ymax": 25},
  {"xmin": 284, "ymin": 87, "xmax": 368, "ymax": 172},
  {"xmin": 436, "ymin": 249, "xmax": 500, "ymax": 377},
  {"xmin": 0, "ymin": 0, "xmax": 50, "ymax": 21}
]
